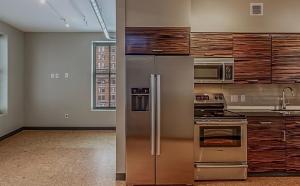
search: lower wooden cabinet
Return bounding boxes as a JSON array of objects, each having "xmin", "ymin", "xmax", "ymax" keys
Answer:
[
  {"xmin": 247, "ymin": 117, "xmax": 286, "ymax": 173},
  {"xmin": 248, "ymin": 116, "xmax": 300, "ymax": 173},
  {"xmin": 285, "ymin": 117, "xmax": 300, "ymax": 172}
]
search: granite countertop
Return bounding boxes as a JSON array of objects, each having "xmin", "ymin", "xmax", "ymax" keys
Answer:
[{"xmin": 228, "ymin": 106, "xmax": 300, "ymax": 117}]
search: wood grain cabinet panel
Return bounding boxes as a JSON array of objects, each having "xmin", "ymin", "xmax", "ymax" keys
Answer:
[
  {"xmin": 272, "ymin": 34, "xmax": 300, "ymax": 83},
  {"xmin": 285, "ymin": 117, "xmax": 300, "ymax": 172},
  {"xmin": 233, "ymin": 34, "xmax": 271, "ymax": 84},
  {"xmin": 272, "ymin": 34, "xmax": 300, "ymax": 57},
  {"xmin": 125, "ymin": 27, "xmax": 190, "ymax": 55},
  {"xmin": 233, "ymin": 34, "xmax": 271, "ymax": 58},
  {"xmin": 190, "ymin": 33, "xmax": 233, "ymax": 57},
  {"xmin": 234, "ymin": 58, "xmax": 271, "ymax": 84},
  {"xmin": 247, "ymin": 117, "xmax": 286, "ymax": 173}
]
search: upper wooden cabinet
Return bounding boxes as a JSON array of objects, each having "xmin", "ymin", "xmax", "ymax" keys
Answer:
[
  {"xmin": 190, "ymin": 33, "xmax": 233, "ymax": 57},
  {"xmin": 233, "ymin": 34, "xmax": 272, "ymax": 84},
  {"xmin": 233, "ymin": 34, "xmax": 271, "ymax": 58},
  {"xmin": 272, "ymin": 34, "xmax": 300, "ymax": 83},
  {"xmin": 247, "ymin": 117, "xmax": 286, "ymax": 173},
  {"xmin": 125, "ymin": 27, "xmax": 190, "ymax": 55}
]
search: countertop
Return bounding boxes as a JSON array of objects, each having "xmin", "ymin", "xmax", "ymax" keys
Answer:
[{"xmin": 228, "ymin": 106, "xmax": 300, "ymax": 117}]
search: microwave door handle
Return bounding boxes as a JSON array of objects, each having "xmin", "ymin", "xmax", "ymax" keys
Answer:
[
  {"xmin": 156, "ymin": 74, "xmax": 161, "ymax": 156},
  {"xmin": 150, "ymin": 74, "xmax": 156, "ymax": 156}
]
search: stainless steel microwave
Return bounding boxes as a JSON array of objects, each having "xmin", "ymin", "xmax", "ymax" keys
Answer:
[{"xmin": 194, "ymin": 58, "xmax": 234, "ymax": 84}]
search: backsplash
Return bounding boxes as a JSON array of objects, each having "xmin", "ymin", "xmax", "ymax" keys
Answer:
[{"xmin": 194, "ymin": 84, "xmax": 300, "ymax": 106}]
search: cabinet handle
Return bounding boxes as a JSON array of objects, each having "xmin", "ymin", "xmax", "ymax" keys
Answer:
[
  {"xmin": 247, "ymin": 80, "xmax": 259, "ymax": 83},
  {"xmin": 295, "ymin": 121, "xmax": 300, "ymax": 124},
  {"xmin": 152, "ymin": 49, "xmax": 163, "ymax": 52},
  {"xmin": 259, "ymin": 121, "xmax": 272, "ymax": 125},
  {"xmin": 295, "ymin": 80, "xmax": 300, "ymax": 83},
  {"xmin": 282, "ymin": 130, "xmax": 286, "ymax": 142}
]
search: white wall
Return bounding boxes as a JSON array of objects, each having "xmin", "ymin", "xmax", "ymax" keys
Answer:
[
  {"xmin": 0, "ymin": 21, "xmax": 24, "ymax": 137},
  {"xmin": 24, "ymin": 33, "xmax": 116, "ymax": 127}
]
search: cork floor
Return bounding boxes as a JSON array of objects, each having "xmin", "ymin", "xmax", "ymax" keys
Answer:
[{"xmin": 0, "ymin": 131, "xmax": 300, "ymax": 186}]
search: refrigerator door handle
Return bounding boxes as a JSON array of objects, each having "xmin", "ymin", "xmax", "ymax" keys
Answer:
[
  {"xmin": 150, "ymin": 74, "xmax": 156, "ymax": 156},
  {"xmin": 156, "ymin": 74, "xmax": 161, "ymax": 156}
]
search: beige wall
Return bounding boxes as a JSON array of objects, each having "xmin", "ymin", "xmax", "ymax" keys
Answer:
[
  {"xmin": 0, "ymin": 21, "xmax": 24, "ymax": 137},
  {"xmin": 191, "ymin": 0, "xmax": 300, "ymax": 32},
  {"xmin": 24, "ymin": 33, "xmax": 116, "ymax": 127},
  {"xmin": 116, "ymin": 0, "xmax": 126, "ymax": 175},
  {"xmin": 126, "ymin": 0, "xmax": 191, "ymax": 27}
]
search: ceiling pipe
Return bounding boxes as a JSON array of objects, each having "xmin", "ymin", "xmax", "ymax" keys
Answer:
[{"xmin": 90, "ymin": 0, "xmax": 115, "ymax": 40}]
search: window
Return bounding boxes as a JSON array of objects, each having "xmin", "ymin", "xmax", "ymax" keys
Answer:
[
  {"xmin": 0, "ymin": 35, "xmax": 7, "ymax": 114},
  {"xmin": 92, "ymin": 42, "xmax": 116, "ymax": 110}
]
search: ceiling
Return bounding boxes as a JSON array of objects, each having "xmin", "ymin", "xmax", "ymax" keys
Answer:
[{"xmin": 0, "ymin": 0, "xmax": 116, "ymax": 32}]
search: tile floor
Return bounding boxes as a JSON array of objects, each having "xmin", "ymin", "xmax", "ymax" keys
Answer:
[{"xmin": 0, "ymin": 130, "xmax": 300, "ymax": 186}]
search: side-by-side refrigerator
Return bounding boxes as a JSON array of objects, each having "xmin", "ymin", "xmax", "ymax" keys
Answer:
[{"xmin": 126, "ymin": 55, "xmax": 194, "ymax": 186}]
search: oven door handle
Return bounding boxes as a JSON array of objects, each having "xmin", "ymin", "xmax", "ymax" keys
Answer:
[{"xmin": 195, "ymin": 164, "xmax": 248, "ymax": 168}]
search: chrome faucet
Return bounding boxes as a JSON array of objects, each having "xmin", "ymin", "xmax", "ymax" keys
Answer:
[{"xmin": 280, "ymin": 87, "xmax": 295, "ymax": 110}]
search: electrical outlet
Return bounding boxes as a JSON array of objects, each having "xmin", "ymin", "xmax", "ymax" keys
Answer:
[
  {"xmin": 231, "ymin": 95, "xmax": 239, "ymax": 102},
  {"xmin": 55, "ymin": 73, "xmax": 60, "ymax": 79},
  {"xmin": 50, "ymin": 73, "xmax": 55, "ymax": 79},
  {"xmin": 65, "ymin": 114, "xmax": 70, "ymax": 119},
  {"xmin": 64, "ymin": 73, "xmax": 69, "ymax": 79},
  {"xmin": 240, "ymin": 95, "xmax": 246, "ymax": 102}
]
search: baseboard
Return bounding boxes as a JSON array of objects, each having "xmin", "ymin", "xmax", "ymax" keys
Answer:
[
  {"xmin": 116, "ymin": 173, "xmax": 126, "ymax": 181},
  {"xmin": 0, "ymin": 126, "xmax": 116, "ymax": 141},
  {"xmin": 0, "ymin": 127, "xmax": 23, "ymax": 141},
  {"xmin": 23, "ymin": 127, "xmax": 116, "ymax": 130},
  {"xmin": 249, "ymin": 172, "xmax": 300, "ymax": 177}
]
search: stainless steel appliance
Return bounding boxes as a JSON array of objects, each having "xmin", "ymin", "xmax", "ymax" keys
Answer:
[
  {"xmin": 194, "ymin": 93, "xmax": 248, "ymax": 181},
  {"xmin": 126, "ymin": 55, "xmax": 194, "ymax": 186},
  {"xmin": 194, "ymin": 58, "xmax": 234, "ymax": 84}
]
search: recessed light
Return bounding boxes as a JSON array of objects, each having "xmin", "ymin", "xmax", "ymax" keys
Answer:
[
  {"xmin": 40, "ymin": 0, "xmax": 47, "ymax": 4},
  {"xmin": 65, "ymin": 23, "xmax": 70, "ymax": 28}
]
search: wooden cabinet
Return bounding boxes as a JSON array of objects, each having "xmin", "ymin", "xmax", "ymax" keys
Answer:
[
  {"xmin": 190, "ymin": 33, "xmax": 233, "ymax": 57},
  {"xmin": 125, "ymin": 27, "xmax": 190, "ymax": 55},
  {"xmin": 272, "ymin": 34, "xmax": 300, "ymax": 83},
  {"xmin": 233, "ymin": 34, "xmax": 272, "ymax": 84},
  {"xmin": 247, "ymin": 117, "xmax": 286, "ymax": 173},
  {"xmin": 285, "ymin": 117, "xmax": 300, "ymax": 172}
]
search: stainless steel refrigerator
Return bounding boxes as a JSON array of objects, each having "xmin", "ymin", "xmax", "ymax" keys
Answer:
[{"xmin": 126, "ymin": 55, "xmax": 194, "ymax": 186}]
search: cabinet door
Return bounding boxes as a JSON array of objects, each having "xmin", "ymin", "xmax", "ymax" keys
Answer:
[
  {"xmin": 272, "ymin": 34, "xmax": 300, "ymax": 83},
  {"xmin": 154, "ymin": 27, "xmax": 190, "ymax": 55},
  {"xmin": 285, "ymin": 117, "xmax": 300, "ymax": 172},
  {"xmin": 234, "ymin": 58, "xmax": 271, "ymax": 84},
  {"xmin": 125, "ymin": 27, "xmax": 156, "ymax": 55},
  {"xmin": 233, "ymin": 34, "xmax": 271, "ymax": 58},
  {"xmin": 125, "ymin": 27, "xmax": 190, "ymax": 55},
  {"xmin": 233, "ymin": 34, "xmax": 271, "ymax": 84},
  {"xmin": 247, "ymin": 117, "xmax": 286, "ymax": 173},
  {"xmin": 190, "ymin": 33, "xmax": 233, "ymax": 57}
]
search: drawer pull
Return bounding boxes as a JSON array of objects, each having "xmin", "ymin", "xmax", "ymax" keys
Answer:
[
  {"xmin": 282, "ymin": 130, "xmax": 286, "ymax": 142},
  {"xmin": 247, "ymin": 80, "xmax": 259, "ymax": 83},
  {"xmin": 295, "ymin": 80, "xmax": 300, "ymax": 83},
  {"xmin": 295, "ymin": 121, "xmax": 300, "ymax": 124},
  {"xmin": 152, "ymin": 49, "xmax": 163, "ymax": 52},
  {"xmin": 259, "ymin": 121, "xmax": 272, "ymax": 125}
]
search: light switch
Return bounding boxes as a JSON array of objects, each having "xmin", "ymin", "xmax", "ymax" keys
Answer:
[
  {"xmin": 55, "ymin": 73, "xmax": 60, "ymax": 79},
  {"xmin": 65, "ymin": 73, "xmax": 69, "ymax": 79},
  {"xmin": 50, "ymin": 73, "xmax": 55, "ymax": 79}
]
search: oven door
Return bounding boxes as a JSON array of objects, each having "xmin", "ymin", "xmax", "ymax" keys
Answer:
[
  {"xmin": 194, "ymin": 63, "xmax": 223, "ymax": 83},
  {"xmin": 194, "ymin": 121, "xmax": 247, "ymax": 163}
]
